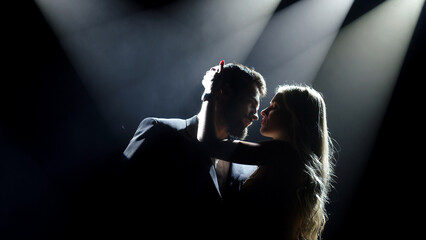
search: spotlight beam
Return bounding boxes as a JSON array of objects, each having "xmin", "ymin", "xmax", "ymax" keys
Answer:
[
  {"xmin": 34, "ymin": 0, "xmax": 281, "ymax": 141},
  {"xmin": 312, "ymin": 0, "xmax": 425, "ymax": 233}
]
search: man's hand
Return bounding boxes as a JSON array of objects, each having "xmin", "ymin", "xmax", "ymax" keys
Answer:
[{"xmin": 202, "ymin": 60, "xmax": 225, "ymax": 95}]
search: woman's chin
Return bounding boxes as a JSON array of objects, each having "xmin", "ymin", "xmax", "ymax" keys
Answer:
[{"xmin": 260, "ymin": 129, "xmax": 270, "ymax": 138}]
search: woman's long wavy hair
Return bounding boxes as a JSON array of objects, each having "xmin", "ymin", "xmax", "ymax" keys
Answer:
[{"xmin": 275, "ymin": 85, "xmax": 335, "ymax": 240}]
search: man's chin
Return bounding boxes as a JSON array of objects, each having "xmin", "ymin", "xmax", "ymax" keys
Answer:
[
  {"xmin": 228, "ymin": 127, "xmax": 248, "ymax": 140},
  {"xmin": 223, "ymin": 112, "xmax": 249, "ymax": 139}
]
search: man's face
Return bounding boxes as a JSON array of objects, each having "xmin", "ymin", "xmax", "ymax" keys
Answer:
[{"xmin": 222, "ymin": 87, "xmax": 260, "ymax": 139}]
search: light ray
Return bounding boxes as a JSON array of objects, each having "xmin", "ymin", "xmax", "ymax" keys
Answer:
[{"xmin": 313, "ymin": 0, "xmax": 425, "ymax": 230}]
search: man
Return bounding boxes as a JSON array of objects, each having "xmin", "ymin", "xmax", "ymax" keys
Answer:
[{"xmin": 120, "ymin": 60, "xmax": 266, "ymax": 239}]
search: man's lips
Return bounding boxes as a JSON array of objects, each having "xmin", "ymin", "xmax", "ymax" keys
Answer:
[{"xmin": 243, "ymin": 117, "xmax": 252, "ymax": 127}]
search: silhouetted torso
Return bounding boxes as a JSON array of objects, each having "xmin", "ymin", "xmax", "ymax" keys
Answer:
[
  {"xmin": 219, "ymin": 140, "xmax": 302, "ymax": 240},
  {"xmin": 116, "ymin": 116, "xmax": 257, "ymax": 239}
]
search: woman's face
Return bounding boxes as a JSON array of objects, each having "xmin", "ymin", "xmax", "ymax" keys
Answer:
[{"xmin": 260, "ymin": 93, "xmax": 290, "ymax": 140}]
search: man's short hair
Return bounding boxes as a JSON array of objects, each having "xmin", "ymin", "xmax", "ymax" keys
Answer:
[{"xmin": 213, "ymin": 63, "xmax": 267, "ymax": 98}]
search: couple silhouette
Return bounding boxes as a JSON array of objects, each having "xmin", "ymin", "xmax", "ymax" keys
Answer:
[{"xmin": 121, "ymin": 60, "xmax": 335, "ymax": 240}]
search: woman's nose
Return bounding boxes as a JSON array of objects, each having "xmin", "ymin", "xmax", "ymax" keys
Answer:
[{"xmin": 261, "ymin": 108, "xmax": 268, "ymax": 117}]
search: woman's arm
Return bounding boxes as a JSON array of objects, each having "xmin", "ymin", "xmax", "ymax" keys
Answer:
[
  {"xmin": 198, "ymin": 97, "xmax": 293, "ymax": 165},
  {"xmin": 198, "ymin": 98, "xmax": 289, "ymax": 165},
  {"xmin": 206, "ymin": 139, "xmax": 269, "ymax": 165}
]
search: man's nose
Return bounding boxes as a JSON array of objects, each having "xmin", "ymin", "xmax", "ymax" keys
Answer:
[{"xmin": 251, "ymin": 112, "xmax": 259, "ymax": 121}]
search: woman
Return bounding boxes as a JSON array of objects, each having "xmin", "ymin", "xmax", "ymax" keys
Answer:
[{"xmin": 201, "ymin": 66, "xmax": 335, "ymax": 240}]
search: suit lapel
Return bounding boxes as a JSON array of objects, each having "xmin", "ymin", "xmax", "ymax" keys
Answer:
[{"xmin": 209, "ymin": 164, "xmax": 222, "ymax": 198}]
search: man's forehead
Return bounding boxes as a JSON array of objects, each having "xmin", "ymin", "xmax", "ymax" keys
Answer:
[
  {"xmin": 246, "ymin": 88, "xmax": 260, "ymax": 104},
  {"xmin": 250, "ymin": 87, "xmax": 261, "ymax": 100},
  {"xmin": 245, "ymin": 86, "xmax": 260, "ymax": 99},
  {"xmin": 253, "ymin": 91, "xmax": 260, "ymax": 101},
  {"xmin": 234, "ymin": 89, "xmax": 259, "ymax": 103}
]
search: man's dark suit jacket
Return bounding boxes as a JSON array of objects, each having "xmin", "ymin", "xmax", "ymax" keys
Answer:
[{"xmin": 120, "ymin": 115, "xmax": 257, "ymax": 238}]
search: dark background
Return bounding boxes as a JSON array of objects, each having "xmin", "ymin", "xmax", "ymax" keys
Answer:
[{"xmin": 2, "ymin": 0, "xmax": 424, "ymax": 239}]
